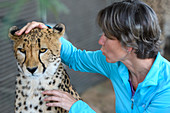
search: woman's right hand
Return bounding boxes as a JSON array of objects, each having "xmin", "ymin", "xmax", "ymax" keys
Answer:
[{"xmin": 15, "ymin": 21, "xmax": 48, "ymax": 36}]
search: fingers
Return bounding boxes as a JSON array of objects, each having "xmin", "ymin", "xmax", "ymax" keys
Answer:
[
  {"xmin": 44, "ymin": 96, "xmax": 62, "ymax": 102},
  {"xmin": 44, "ymin": 96, "xmax": 63, "ymax": 108},
  {"xmin": 42, "ymin": 90, "xmax": 77, "ymax": 111},
  {"xmin": 15, "ymin": 21, "xmax": 48, "ymax": 36},
  {"xmin": 15, "ymin": 23, "xmax": 30, "ymax": 35},
  {"xmin": 25, "ymin": 22, "xmax": 47, "ymax": 34},
  {"xmin": 46, "ymin": 102, "xmax": 61, "ymax": 107},
  {"xmin": 42, "ymin": 90, "xmax": 64, "ymax": 97}
]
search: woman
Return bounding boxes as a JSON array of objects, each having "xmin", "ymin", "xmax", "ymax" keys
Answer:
[{"xmin": 15, "ymin": 0, "xmax": 170, "ymax": 112}]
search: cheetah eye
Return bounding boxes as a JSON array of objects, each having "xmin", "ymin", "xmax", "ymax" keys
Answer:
[
  {"xmin": 18, "ymin": 48, "xmax": 26, "ymax": 53},
  {"xmin": 39, "ymin": 48, "xmax": 47, "ymax": 53}
]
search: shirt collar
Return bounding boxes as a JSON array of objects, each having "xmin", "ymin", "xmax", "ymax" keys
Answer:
[
  {"xmin": 118, "ymin": 52, "xmax": 163, "ymax": 90},
  {"xmin": 118, "ymin": 61, "xmax": 131, "ymax": 94},
  {"xmin": 138, "ymin": 52, "xmax": 163, "ymax": 88}
]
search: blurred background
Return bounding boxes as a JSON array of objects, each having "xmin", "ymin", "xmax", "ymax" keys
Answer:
[{"xmin": 0, "ymin": 0, "xmax": 169, "ymax": 113}]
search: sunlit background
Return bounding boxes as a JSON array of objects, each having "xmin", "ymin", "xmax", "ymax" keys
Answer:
[{"xmin": 0, "ymin": 0, "xmax": 170, "ymax": 113}]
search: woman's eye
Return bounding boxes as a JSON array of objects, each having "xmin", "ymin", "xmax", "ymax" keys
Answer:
[
  {"xmin": 40, "ymin": 48, "xmax": 47, "ymax": 53},
  {"xmin": 18, "ymin": 48, "xmax": 25, "ymax": 53}
]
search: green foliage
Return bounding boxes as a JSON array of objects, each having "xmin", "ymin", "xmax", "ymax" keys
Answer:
[
  {"xmin": 37, "ymin": 0, "xmax": 69, "ymax": 22},
  {"xmin": 0, "ymin": 0, "xmax": 69, "ymax": 39}
]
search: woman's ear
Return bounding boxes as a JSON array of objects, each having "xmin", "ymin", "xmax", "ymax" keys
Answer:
[{"xmin": 8, "ymin": 26, "xmax": 21, "ymax": 41}]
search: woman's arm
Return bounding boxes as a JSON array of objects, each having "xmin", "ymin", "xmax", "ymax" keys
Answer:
[{"xmin": 60, "ymin": 37, "xmax": 115, "ymax": 78}]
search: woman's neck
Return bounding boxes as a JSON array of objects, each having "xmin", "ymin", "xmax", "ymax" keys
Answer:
[{"xmin": 122, "ymin": 53, "xmax": 155, "ymax": 90}]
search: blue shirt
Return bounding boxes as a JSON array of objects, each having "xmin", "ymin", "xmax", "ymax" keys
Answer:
[{"xmin": 60, "ymin": 37, "xmax": 170, "ymax": 113}]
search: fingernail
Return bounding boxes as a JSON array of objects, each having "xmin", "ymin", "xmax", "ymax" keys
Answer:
[{"xmin": 15, "ymin": 31, "xmax": 19, "ymax": 35}]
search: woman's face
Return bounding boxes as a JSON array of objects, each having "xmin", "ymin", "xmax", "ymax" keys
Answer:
[{"xmin": 98, "ymin": 33, "xmax": 128, "ymax": 63}]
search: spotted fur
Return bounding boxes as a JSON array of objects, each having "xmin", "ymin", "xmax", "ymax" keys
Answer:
[{"xmin": 9, "ymin": 24, "xmax": 80, "ymax": 113}]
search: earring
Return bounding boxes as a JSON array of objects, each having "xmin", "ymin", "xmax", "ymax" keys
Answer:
[{"xmin": 126, "ymin": 48, "xmax": 132, "ymax": 54}]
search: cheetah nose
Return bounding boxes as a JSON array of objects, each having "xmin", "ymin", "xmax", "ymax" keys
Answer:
[{"xmin": 27, "ymin": 66, "xmax": 38, "ymax": 74}]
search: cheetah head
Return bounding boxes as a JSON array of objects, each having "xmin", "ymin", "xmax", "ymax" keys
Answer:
[{"xmin": 9, "ymin": 24, "xmax": 65, "ymax": 78}]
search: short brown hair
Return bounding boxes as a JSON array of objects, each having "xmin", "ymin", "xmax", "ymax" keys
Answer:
[{"xmin": 97, "ymin": 0, "xmax": 161, "ymax": 59}]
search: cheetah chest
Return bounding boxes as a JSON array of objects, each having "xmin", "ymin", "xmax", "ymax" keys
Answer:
[{"xmin": 15, "ymin": 63, "xmax": 68, "ymax": 113}]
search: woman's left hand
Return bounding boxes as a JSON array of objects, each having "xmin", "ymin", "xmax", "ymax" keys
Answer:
[{"xmin": 42, "ymin": 90, "xmax": 77, "ymax": 111}]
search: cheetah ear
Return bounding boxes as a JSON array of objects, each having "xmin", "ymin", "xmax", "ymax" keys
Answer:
[
  {"xmin": 8, "ymin": 26, "xmax": 21, "ymax": 41},
  {"xmin": 53, "ymin": 23, "xmax": 65, "ymax": 37}
]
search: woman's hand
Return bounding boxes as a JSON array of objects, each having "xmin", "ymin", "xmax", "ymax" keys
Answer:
[
  {"xmin": 42, "ymin": 90, "xmax": 77, "ymax": 111},
  {"xmin": 15, "ymin": 21, "xmax": 48, "ymax": 35}
]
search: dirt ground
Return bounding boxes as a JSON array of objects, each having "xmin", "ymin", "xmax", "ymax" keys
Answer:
[
  {"xmin": 81, "ymin": 47, "xmax": 170, "ymax": 113},
  {"xmin": 81, "ymin": 79, "xmax": 116, "ymax": 113}
]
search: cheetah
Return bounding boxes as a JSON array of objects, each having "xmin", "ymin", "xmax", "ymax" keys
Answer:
[{"xmin": 8, "ymin": 23, "xmax": 81, "ymax": 113}]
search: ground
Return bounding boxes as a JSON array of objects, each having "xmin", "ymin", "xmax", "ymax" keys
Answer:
[{"xmin": 81, "ymin": 79, "xmax": 115, "ymax": 113}]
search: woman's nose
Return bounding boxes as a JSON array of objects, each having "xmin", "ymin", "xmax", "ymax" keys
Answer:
[{"xmin": 98, "ymin": 34, "xmax": 105, "ymax": 45}]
